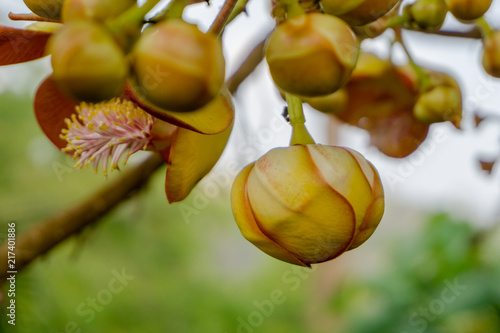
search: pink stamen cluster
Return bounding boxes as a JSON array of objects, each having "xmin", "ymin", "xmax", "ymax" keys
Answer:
[{"xmin": 61, "ymin": 98, "xmax": 155, "ymax": 177}]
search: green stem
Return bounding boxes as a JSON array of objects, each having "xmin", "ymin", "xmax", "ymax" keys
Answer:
[
  {"xmin": 385, "ymin": 14, "xmax": 410, "ymax": 29},
  {"xmin": 476, "ymin": 17, "xmax": 493, "ymax": 38},
  {"xmin": 277, "ymin": 0, "xmax": 305, "ymax": 18},
  {"xmin": 148, "ymin": 0, "xmax": 190, "ymax": 22},
  {"xmin": 225, "ymin": 0, "xmax": 250, "ymax": 26},
  {"xmin": 394, "ymin": 27, "xmax": 432, "ymax": 92},
  {"xmin": 108, "ymin": 0, "xmax": 162, "ymax": 33},
  {"xmin": 286, "ymin": 93, "xmax": 315, "ymax": 146}
]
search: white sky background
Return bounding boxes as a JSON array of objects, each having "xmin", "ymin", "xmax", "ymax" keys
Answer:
[{"xmin": 1, "ymin": 0, "xmax": 500, "ymax": 225}]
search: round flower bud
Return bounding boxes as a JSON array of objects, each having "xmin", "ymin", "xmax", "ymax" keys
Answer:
[
  {"xmin": 482, "ymin": 31, "xmax": 500, "ymax": 78},
  {"xmin": 413, "ymin": 85, "xmax": 462, "ymax": 128},
  {"xmin": 24, "ymin": 0, "xmax": 65, "ymax": 20},
  {"xmin": 231, "ymin": 145, "xmax": 384, "ymax": 266},
  {"xmin": 444, "ymin": 0, "xmax": 492, "ymax": 21},
  {"xmin": 48, "ymin": 21, "xmax": 128, "ymax": 102},
  {"xmin": 62, "ymin": 0, "xmax": 136, "ymax": 22},
  {"xmin": 406, "ymin": 0, "xmax": 448, "ymax": 30},
  {"xmin": 266, "ymin": 13, "xmax": 358, "ymax": 98},
  {"xmin": 132, "ymin": 19, "xmax": 225, "ymax": 112},
  {"xmin": 321, "ymin": 0, "xmax": 401, "ymax": 26}
]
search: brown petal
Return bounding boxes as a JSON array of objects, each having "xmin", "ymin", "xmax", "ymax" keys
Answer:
[
  {"xmin": 34, "ymin": 76, "xmax": 78, "ymax": 149},
  {"xmin": 0, "ymin": 25, "xmax": 50, "ymax": 65}
]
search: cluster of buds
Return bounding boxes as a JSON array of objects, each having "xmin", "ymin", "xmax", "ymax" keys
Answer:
[{"xmin": 2, "ymin": 0, "xmax": 497, "ymax": 267}]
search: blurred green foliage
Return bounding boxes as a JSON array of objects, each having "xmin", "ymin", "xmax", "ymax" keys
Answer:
[{"xmin": 1, "ymin": 88, "xmax": 500, "ymax": 333}]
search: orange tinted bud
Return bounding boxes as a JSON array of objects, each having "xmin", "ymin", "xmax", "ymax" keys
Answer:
[
  {"xmin": 321, "ymin": 0, "xmax": 401, "ymax": 26},
  {"xmin": 48, "ymin": 21, "xmax": 128, "ymax": 102},
  {"xmin": 266, "ymin": 13, "xmax": 358, "ymax": 97},
  {"xmin": 231, "ymin": 145, "xmax": 384, "ymax": 266},
  {"xmin": 444, "ymin": 0, "xmax": 492, "ymax": 20},
  {"xmin": 132, "ymin": 19, "xmax": 225, "ymax": 112},
  {"xmin": 24, "ymin": 0, "xmax": 65, "ymax": 20},
  {"xmin": 62, "ymin": 0, "xmax": 136, "ymax": 22},
  {"xmin": 482, "ymin": 31, "xmax": 500, "ymax": 78}
]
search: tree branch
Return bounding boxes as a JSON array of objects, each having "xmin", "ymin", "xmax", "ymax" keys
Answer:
[
  {"xmin": 0, "ymin": 35, "xmax": 268, "ymax": 285},
  {"xmin": 209, "ymin": 0, "xmax": 239, "ymax": 35},
  {"xmin": 0, "ymin": 154, "xmax": 164, "ymax": 284}
]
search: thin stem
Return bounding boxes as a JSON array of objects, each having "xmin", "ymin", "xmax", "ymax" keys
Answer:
[
  {"xmin": 108, "ymin": 0, "xmax": 162, "ymax": 33},
  {"xmin": 278, "ymin": 0, "xmax": 305, "ymax": 18},
  {"xmin": 209, "ymin": 0, "xmax": 239, "ymax": 36},
  {"xmin": 225, "ymin": 0, "xmax": 250, "ymax": 25},
  {"xmin": 394, "ymin": 27, "xmax": 432, "ymax": 92},
  {"xmin": 286, "ymin": 93, "xmax": 315, "ymax": 146},
  {"xmin": 8, "ymin": 12, "xmax": 59, "ymax": 23},
  {"xmin": 476, "ymin": 17, "xmax": 493, "ymax": 38},
  {"xmin": 148, "ymin": 0, "xmax": 206, "ymax": 23}
]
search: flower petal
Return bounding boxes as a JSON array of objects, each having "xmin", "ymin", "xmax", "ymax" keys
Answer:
[
  {"xmin": 0, "ymin": 25, "xmax": 51, "ymax": 65},
  {"xmin": 247, "ymin": 146, "xmax": 357, "ymax": 264},
  {"xmin": 165, "ymin": 122, "xmax": 233, "ymax": 203},
  {"xmin": 125, "ymin": 81, "xmax": 234, "ymax": 135},
  {"xmin": 231, "ymin": 163, "xmax": 308, "ymax": 267},
  {"xmin": 348, "ymin": 163, "xmax": 384, "ymax": 250},
  {"xmin": 34, "ymin": 76, "xmax": 78, "ymax": 149}
]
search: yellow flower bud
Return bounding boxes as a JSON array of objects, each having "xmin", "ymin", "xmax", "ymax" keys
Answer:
[
  {"xmin": 24, "ymin": 0, "xmax": 65, "ymax": 20},
  {"xmin": 306, "ymin": 89, "xmax": 348, "ymax": 114},
  {"xmin": 265, "ymin": 13, "xmax": 359, "ymax": 98},
  {"xmin": 321, "ymin": 0, "xmax": 401, "ymax": 26},
  {"xmin": 231, "ymin": 145, "xmax": 384, "ymax": 266},
  {"xmin": 443, "ymin": 0, "xmax": 492, "ymax": 21},
  {"xmin": 132, "ymin": 19, "xmax": 225, "ymax": 112},
  {"xmin": 62, "ymin": 0, "xmax": 136, "ymax": 22},
  {"xmin": 482, "ymin": 31, "xmax": 500, "ymax": 78},
  {"xmin": 47, "ymin": 21, "xmax": 128, "ymax": 102}
]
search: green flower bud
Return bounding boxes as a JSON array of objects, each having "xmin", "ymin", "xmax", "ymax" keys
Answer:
[
  {"xmin": 443, "ymin": 0, "xmax": 492, "ymax": 21},
  {"xmin": 24, "ymin": 0, "xmax": 65, "ymax": 20},
  {"xmin": 132, "ymin": 19, "xmax": 225, "ymax": 112},
  {"xmin": 406, "ymin": 0, "xmax": 448, "ymax": 30},
  {"xmin": 62, "ymin": 0, "xmax": 136, "ymax": 22},
  {"xmin": 413, "ymin": 85, "xmax": 462, "ymax": 128},
  {"xmin": 321, "ymin": 0, "xmax": 401, "ymax": 26},
  {"xmin": 482, "ymin": 31, "xmax": 500, "ymax": 78},
  {"xmin": 48, "ymin": 21, "xmax": 128, "ymax": 102},
  {"xmin": 266, "ymin": 13, "xmax": 358, "ymax": 98}
]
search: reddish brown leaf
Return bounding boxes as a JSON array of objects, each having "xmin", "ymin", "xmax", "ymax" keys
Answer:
[
  {"xmin": 0, "ymin": 25, "xmax": 51, "ymax": 65},
  {"xmin": 479, "ymin": 159, "xmax": 496, "ymax": 175},
  {"xmin": 34, "ymin": 76, "xmax": 78, "ymax": 149}
]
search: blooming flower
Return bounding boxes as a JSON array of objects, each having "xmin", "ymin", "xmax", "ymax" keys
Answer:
[{"xmin": 61, "ymin": 98, "xmax": 154, "ymax": 176}]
